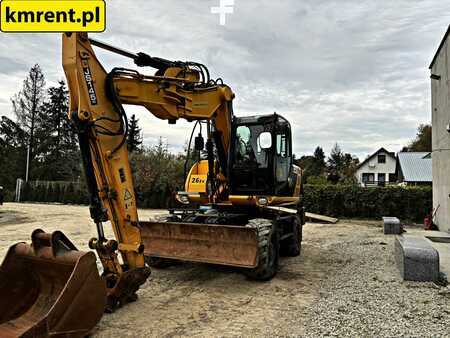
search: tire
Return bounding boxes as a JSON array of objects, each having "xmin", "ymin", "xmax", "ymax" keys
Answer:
[
  {"xmin": 281, "ymin": 215, "xmax": 302, "ymax": 257},
  {"xmin": 243, "ymin": 219, "xmax": 279, "ymax": 281}
]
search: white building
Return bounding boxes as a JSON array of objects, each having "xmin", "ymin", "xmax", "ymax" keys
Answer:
[
  {"xmin": 355, "ymin": 148, "xmax": 397, "ymax": 187},
  {"xmin": 430, "ymin": 25, "xmax": 450, "ymax": 233}
]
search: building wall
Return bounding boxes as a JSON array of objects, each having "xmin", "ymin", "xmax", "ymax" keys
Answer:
[
  {"xmin": 431, "ymin": 33, "xmax": 450, "ymax": 233},
  {"xmin": 355, "ymin": 151, "xmax": 396, "ymax": 186}
]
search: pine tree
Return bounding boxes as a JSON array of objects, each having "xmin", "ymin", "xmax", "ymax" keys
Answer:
[
  {"xmin": 312, "ymin": 146, "xmax": 326, "ymax": 175},
  {"xmin": 327, "ymin": 143, "xmax": 344, "ymax": 175},
  {"xmin": 127, "ymin": 114, "xmax": 143, "ymax": 153},
  {"xmin": 327, "ymin": 143, "xmax": 360, "ymax": 183},
  {"xmin": 11, "ymin": 64, "xmax": 46, "ymax": 180},
  {"xmin": 0, "ymin": 116, "xmax": 27, "ymax": 189},
  {"xmin": 40, "ymin": 81, "xmax": 81, "ymax": 181}
]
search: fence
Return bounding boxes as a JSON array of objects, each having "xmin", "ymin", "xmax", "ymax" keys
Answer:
[{"xmin": 360, "ymin": 181, "xmax": 397, "ymax": 188}]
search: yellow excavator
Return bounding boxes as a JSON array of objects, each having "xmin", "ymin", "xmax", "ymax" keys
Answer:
[{"xmin": 0, "ymin": 33, "xmax": 304, "ymax": 337}]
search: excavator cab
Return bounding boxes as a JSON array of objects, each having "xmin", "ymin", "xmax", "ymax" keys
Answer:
[
  {"xmin": 230, "ymin": 114, "xmax": 295, "ymax": 196},
  {"xmin": 143, "ymin": 113, "xmax": 303, "ymax": 274}
]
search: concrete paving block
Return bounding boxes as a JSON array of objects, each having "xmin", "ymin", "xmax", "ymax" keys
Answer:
[
  {"xmin": 395, "ymin": 235, "xmax": 440, "ymax": 282},
  {"xmin": 382, "ymin": 217, "xmax": 402, "ymax": 235}
]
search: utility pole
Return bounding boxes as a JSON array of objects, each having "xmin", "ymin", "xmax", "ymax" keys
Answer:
[{"xmin": 25, "ymin": 145, "xmax": 30, "ymax": 182}]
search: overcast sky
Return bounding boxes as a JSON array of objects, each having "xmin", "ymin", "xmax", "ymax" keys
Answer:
[{"xmin": 0, "ymin": 0, "xmax": 448, "ymax": 159}]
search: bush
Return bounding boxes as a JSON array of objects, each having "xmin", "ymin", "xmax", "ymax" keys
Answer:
[
  {"xmin": 306, "ymin": 175, "xmax": 328, "ymax": 185},
  {"xmin": 303, "ymin": 184, "xmax": 432, "ymax": 221},
  {"xmin": 131, "ymin": 141, "xmax": 185, "ymax": 209},
  {"xmin": 4, "ymin": 189, "xmax": 14, "ymax": 202}
]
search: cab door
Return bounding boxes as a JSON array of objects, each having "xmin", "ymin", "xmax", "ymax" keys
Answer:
[{"xmin": 274, "ymin": 122, "xmax": 292, "ymax": 195}]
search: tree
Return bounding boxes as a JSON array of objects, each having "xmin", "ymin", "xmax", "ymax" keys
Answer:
[
  {"xmin": 327, "ymin": 143, "xmax": 345, "ymax": 176},
  {"xmin": 405, "ymin": 124, "xmax": 432, "ymax": 152},
  {"xmin": 39, "ymin": 81, "xmax": 81, "ymax": 181},
  {"xmin": 127, "ymin": 114, "xmax": 143, "ymax": 153},
  {"xmin": 11, "ymin": 64, "xmax": 46, "ymax": 180},
  {"xmin": 313, "ymin": 146, "xmax": 326, "ymax": 174},
  {"xmin": 327, "ymin": 143, "xmax": 360, "ymax": 184},
  {"xmin": 0, "ymin": 116, "xmax": 27, "ymax": 148},
  {"xmin": 296, "ymin": 155, "xmax": 316, "ymax": 183},
  {"xmin": 295, "ymin": 146, "xmax": 327, "ymax": 183},
  {"xmin": 130, "ymin": 138, "xmax": 184, "ymax": 208},
  {"xmin": 342, "ymin": 153, "xmax": 360, "ymax": 183},
  {"xmin": 0, "ymin": 116, "xmax": 27, "ymax": 189}
]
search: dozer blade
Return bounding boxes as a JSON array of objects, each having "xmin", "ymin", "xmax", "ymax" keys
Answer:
[
  {"xmin": 140, "ymin": 221, "xmax": 259, "ymax": 268},
  {"xmin": 0, "ymin": 229, "xmax": 106, "ymax": 338}
]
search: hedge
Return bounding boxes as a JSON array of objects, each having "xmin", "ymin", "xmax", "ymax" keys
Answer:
[
  {"xmin": 16, "ymin": 181, "xmax": 433, "ymax": 221},
  {"xmin": 303, "ymin": 184, "xmax": 432, "ymax": 221},
  {"xmin": 18, "ymin": 181, "xmax": 174, "ymax": 208},
  {"xmin": 2, "ymin": 189, "xmax": 14, "ymax": 202},
  {"xmin": 21, "ymin": 181, "xmax": 89, "ymax": 205}
]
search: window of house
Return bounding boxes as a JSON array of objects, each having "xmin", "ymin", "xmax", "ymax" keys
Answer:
[
  {"xmin": 389, "ymin": 173, "xmax": 397, "ymax": 183},
  {"xmin": 378, "ymin": 154, "xmax": 386, "ymax": 163},
  {"xmin": 362, "ymin": 173, "xmax": 374, "ymax": 183}
]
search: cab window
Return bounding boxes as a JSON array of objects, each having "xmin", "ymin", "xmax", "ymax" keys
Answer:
[{"xmin": 276, "ymin": 133, "xmax": 288, "ymax": 157}]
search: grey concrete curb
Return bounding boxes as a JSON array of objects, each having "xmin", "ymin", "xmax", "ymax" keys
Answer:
[{"xmin": 395, "ymin": 235, "xmax": 440, "ymax": 282}]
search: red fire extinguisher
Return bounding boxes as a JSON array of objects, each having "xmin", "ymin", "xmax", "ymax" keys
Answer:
[{"xmin": 424, "ymin": 205, "xmax": 440, "ymax": 231}]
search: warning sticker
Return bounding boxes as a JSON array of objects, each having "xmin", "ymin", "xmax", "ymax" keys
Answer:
[{"xmin": 124, "ymin": 189, "xmax": 132, "ymax": 201}]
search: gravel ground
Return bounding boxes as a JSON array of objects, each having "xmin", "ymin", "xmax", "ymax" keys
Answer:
[
  {"xmin": 0, "ymin": 204, "xmax": 449, "ymax": 337},
  {"xmin": 303, "ymin": 220, "xmax": 450, "ymax": 338}
]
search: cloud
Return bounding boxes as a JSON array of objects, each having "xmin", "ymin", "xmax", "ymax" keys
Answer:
[{"xmin": 0, "ymin": 0, "xmax": 448, "ymax": 160}]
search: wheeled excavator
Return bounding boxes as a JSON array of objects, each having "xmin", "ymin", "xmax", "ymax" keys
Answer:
[{"xmin": 0, "ymin": 33, "xmax": 305, "ymax": 337}]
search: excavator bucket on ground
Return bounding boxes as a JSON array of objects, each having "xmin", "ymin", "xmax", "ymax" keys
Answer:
[
  {"xmin": 140, "ymin": 221, "xmax": 259, "ymax": 268},
  {"xmin": 0, "ymin": 229, "xmax": 106, "ymax": 338}
]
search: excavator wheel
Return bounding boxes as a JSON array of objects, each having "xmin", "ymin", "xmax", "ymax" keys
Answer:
[
  {"xmin": 280, "ymin": 215, "xmax": 303, "ymax": 257},
  {"xmin": 243, "ymin": 219, "xmax": 279, "ymax": 281}
]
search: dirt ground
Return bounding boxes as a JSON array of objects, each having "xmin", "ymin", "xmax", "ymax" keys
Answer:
[{"xmin": 0, "ymin": 203, "xmax": 448, "ymax": 337}]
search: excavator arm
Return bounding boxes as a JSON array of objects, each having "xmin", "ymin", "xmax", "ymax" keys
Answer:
[{"xmin": 62, "ymin": 32, "xmax": 235, "ymax": 310}]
